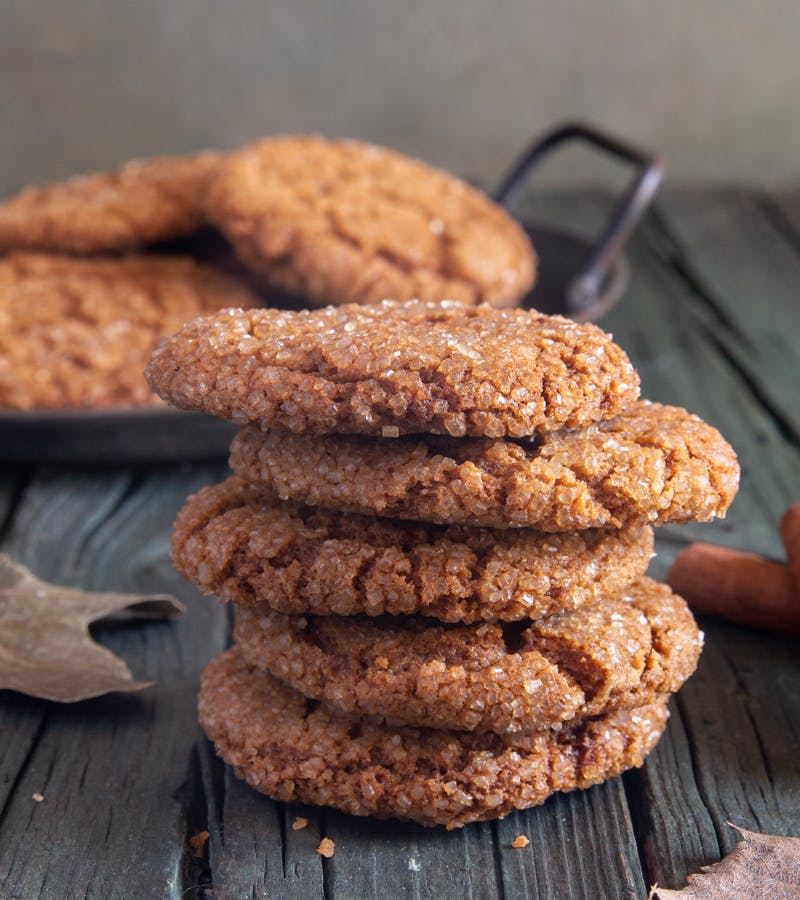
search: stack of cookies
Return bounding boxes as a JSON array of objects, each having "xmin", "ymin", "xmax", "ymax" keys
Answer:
[{"xmin": 148, "ymin": 300, "xmax": 740, "ymax": 828}]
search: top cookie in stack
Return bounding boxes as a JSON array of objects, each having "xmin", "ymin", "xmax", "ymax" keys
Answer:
[
  {"xmin": 151, "ymin": 300, "xmax": 739, "ymax": 828},
  {"xmin": 146, "ymin": 300, "xmax": 638, "ymax": 437}
]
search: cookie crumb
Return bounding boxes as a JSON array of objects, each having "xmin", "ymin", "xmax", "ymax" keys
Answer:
[
  {"xmin": 32, "ymin": 792, "xmax": 44, "ymax": 803},
  {"xmin": 189, "ymin": 830, "xmax": 209, "ymax": 857},
  {"xmin": 511, "ymin": 835, "xmax": 529, "ymax": 849},
  {"xmin": 292, "ymin": 816, "xmax": 309, "ymax": 831},
  {"xmin": 381, "ymin": 425, "xmax": 400, "ymax": 438},
  {"xmin": 317, "ymin": 837, "xmax": 335, "ymax": 858}
]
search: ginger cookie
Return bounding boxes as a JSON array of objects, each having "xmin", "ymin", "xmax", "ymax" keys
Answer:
[
  {"xmin": 0, "ymin": 151, "xmax": 222, "ymax": 254},
  {"xmin": 146, "ymin": 301, "xmax": 640, "ymax": 438},
  {"xmin": 199, "ymin": 647, "xmax": 669, "ymax": 828},
  {"xmin": 234, "ymin": 577, "xmax": 700, "ymax": 734},
  {"xmin": 205, "ymin": 136, "xmax": 535, "ymax": 308},
  {"xmin": 229, "ymin": 401, "xmax": 740, "ymax": 531},
  {"xmin": 0, "ymin": 253, "xmax": 259, "ymax": 409},
  {"xmin": 172, "ymin": 477, "xmax": 653, "ymax": 623}
]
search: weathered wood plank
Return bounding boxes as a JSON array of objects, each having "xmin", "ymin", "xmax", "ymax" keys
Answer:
[
  {"xmin": 648, "ymin": 189, "xmax": 800, "ymax": 441},
  {"xmin": 0, "ymin": 463, "xmax": 230, "ymax": 900},
  {"xmin": 766, "ymin": 186, "xmax": 800, "ymax": 239},
  {"xmin": 495, "ymin": 780, "xmax": 646, "ymax": 900},
  {"xmin": 200, "ymin": 736, "xmax": 326, "ymax": 900},
  {"xmin": 606, "ymin": 205, "xmax": 800, "ymax": 562},
  {"xmin": 676, "ymin": 623, "xmax": 800, "ymax": 844},
  {"xmin": 323, "ymin": 810, "xmax": 501, "ymax": 900},
  {"xmin": 624, "ymin": 699, "xmax": 721, "ymax": 892},
  {"xmin": 600, "ymin": 196, "xmax": 800, "ymax": 891}
]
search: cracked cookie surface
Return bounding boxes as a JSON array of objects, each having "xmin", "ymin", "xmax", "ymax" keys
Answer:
[
  {"xmin": 173, "ymin": 476, "xmax": 653, "ymax": 622},
  {"xmin": 205, "ymin": 136, "xmax": 535, "ymax": 308},
  {"xmin": 200, "ymin": 647, "xmax": 669, "ymax": 828},
  {"xmin": 146, "ymin": 301, "xmax": 639, "ymax": 437},
  {"xmin": 0, "ymin": 253, "xmax": 259, "ymax": 409},
  {"xmin": 234, "ymin": 577, "xmax": 699, "ymax": 734},
  {"xmin": 0, "ymin": 152, "xmax": 222, "ymax": 254},
  {"xmin": 229, "ymin": 401, "xmax": 740, "ymax": 530}
]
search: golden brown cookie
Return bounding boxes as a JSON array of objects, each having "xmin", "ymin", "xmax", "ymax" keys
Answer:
[
  {"xmin": 229, "ymin": 401, "xmax": 740, "ymax": 531},
  {"xmin": 0, "ymin": 253, "xmax": 259, "ymax": 409},
  {"xmin": 146, "ymin": 301, "xmax": 640, "ymax": 438},
  {"xmin": 172, "ymin": 477, "xmax": 653, "ymax": 623},
  {"xmin": 0, "ymin": 152, "xmax": 222, "ymax": 254},
  {"xmin": 199, "ymin": 647, "xmax": 669, "ymax": 828},
  {"xmin": 205, "ymin": 136, "xmax": 535, "ymax": 308},
  {"xmin": 234, "ymin": 578, "xmax": 700, "ymax": 734}
]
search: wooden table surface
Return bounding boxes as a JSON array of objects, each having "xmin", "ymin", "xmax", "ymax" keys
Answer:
[{"xmin": 0, "ymin": 189, "xmax": 798, "ymax": 900}]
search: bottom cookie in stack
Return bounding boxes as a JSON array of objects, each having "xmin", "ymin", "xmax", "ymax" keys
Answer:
[{"xmin": 200, "ymin": 647, "xmax": 670, "ymax": 828}]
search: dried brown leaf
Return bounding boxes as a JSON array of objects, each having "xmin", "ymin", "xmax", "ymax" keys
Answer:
[
  {"xmin": 0, "ymin": 554, "xmax": 183, "ymax": 702},
  {"xmin": 651, "ymin": 826, "xmax": 800, "ymax": 899}
]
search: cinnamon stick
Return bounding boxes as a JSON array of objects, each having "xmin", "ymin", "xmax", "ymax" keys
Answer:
[
  {"xmin": 667, "ymin": 543, "xmax": 799, "ymax": 637},
  {"xmin": 779, "ymin": 503, "xmax": 800, "ymax": 593}
]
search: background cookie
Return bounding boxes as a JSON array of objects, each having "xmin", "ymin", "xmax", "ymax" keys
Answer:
[
  {"xmin": 146, "ymin": 301, "xmax": 640, "ymax": 438},
  {"xmin": 206, "ymin": 136, "xmax": 535, "ymax": 308},
  {"xmin": 234, "ymin": 578, "xmax": 700, "ymax": 734},
  {"xmin": 173, "ymin": 477, "xmax": 653, "ymax": 622},
  {"xmin": 0, "ymin": 253, "xmax": 259, "ymax": 409},
  {"xmin": 229, "ymin": 401, "xmax": 740, "ymax": 530},
  {"xmin": 200, "ymin": 647, "xmax": 669, "ymax": 828},
  {"xmin": 0, "ymin": 151, "xmax": 221, "ymax": 254}
]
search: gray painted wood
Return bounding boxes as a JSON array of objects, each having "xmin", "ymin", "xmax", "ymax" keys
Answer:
[
  {"xmin": 0, "ymin": 191, "xmax": 798, "ymax": 898},
  {"xmin": 0, "ymin": 463, "xmax": 230, "ymax": 899},
  {"xmin": 608, "ymin": 193, "xmax": 800, "ymax": 890}
]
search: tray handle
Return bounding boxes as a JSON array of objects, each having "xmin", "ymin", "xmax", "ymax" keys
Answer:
[{"xmin": 494, "ymin": 121, "xmax": 664, "ymax": 313}]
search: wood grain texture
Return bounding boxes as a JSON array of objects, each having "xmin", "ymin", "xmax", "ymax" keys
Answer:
[
  {"xmin": 610, "ymin": 192, "xmax": 800, "ymax": 890},
  {"xmin": 1, "ymin": 191, "xmax": 799, "ymax": 899},
  {"xmin": 0, "ymin": 462, "xmax": 230, "ymax": 900}
]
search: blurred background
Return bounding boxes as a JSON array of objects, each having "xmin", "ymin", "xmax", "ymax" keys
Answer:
[{"xmin": 2, "ymin": 0, "xmax": 799, "ymax": 191}]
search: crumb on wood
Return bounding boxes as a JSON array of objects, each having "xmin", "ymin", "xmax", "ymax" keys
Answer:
[
  {"xmin": 317, "ymin": 837, "xmax": 335, "ymax": 858},
  {"xmin": 189, "ymin": 830, "xmax": 210, "ymax": 857},
  {"xmin": 292, "ymin": 816, "xmax": 309, "ymax": 831},
  {"xmin": 32, "ymin": 792, "xmax": 44, "ymax": 803},
  {"xmin": 511, "ymin": 834, "xmax": 529, "ymax": 848}
]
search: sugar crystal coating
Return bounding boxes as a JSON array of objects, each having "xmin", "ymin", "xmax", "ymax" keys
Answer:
[
  {"xmin": 199, "ymin": 647, "xmax": 669, "ymax": 828},
  {"xmin": 234, "ymin": 577, "xmax": 700, "ymax": 734},
  {"xmin": 206, "ymin": 136, "xmax": 535, "ymax": 308},
  {"xmin": 0, "ymin": 253, "xmax": 259, "ymax": 409},
  {"xmin": 229, "ymin": 401, "xmax": 740, "ymax": 530},
  {"xmin": 172, "ymin": 477, "xmax": 653, "ymax": 622},
  {"xmin": 0, "ymin": 152, "xmax": 222, "ymax": 253},
  {"xmin": 146, "ymin": 301, "xmax": 640, "ymax": 438}
]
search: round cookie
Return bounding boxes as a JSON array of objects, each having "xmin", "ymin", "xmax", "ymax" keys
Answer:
[
  {"xmin": 146, "ymin": 301, "xmax": 640, "ymax": 438},
  {"xmin": 0, "ymin": 151, "xmax": 222, "ymax": 254},
  {"xmin": 173, "ymin": 477, "xmax": 654, "ymax": 623},
  {"xmin": 205, "ymin": 136, "xmax": 535, "ymax": 308},
  {"xmin": 0, "ymin": 253, "xmax": 259, "ymax": 409},
  {"xmin": 229, "ymin": 401, "xmax": 740, "ymax": 531},
  {"xmin": 234, "ymin": 577, "xmax": 700, "ymax": 734},
  {"xmin": 199, "ymin": 647, "xmax": 670, "ymax": 828}
]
